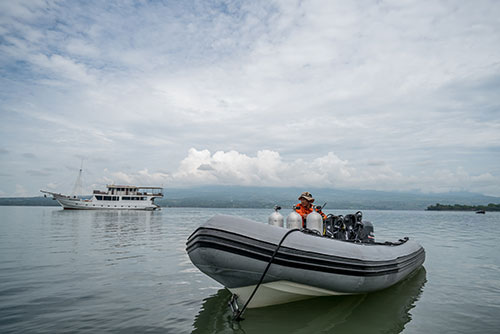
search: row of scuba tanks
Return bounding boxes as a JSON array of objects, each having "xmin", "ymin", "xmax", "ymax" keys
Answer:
[{"xmin": 269, "ymin": 205, "xmax": 375, "ymax": 243}]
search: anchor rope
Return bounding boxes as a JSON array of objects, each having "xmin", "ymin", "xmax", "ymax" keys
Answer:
[{"xmin": 232, "ymin": 228, "xmax": 302, "ymax": 321}]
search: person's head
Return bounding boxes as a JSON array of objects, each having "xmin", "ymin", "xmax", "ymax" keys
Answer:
[{"xmin": 298, "ymin": 191, "xmax": 314, "ymax": 207}]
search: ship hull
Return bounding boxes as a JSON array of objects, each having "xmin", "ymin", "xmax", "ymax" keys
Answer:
[{"xmin": 54, "ymin": 195, "xmax": 160, "ymax": 211}]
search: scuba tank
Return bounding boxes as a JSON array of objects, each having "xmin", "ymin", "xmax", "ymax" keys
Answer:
[
  {"xmin": 286, "ymin": 206, "xmax": 302, "ymax": 229},
  {"xmin": 268, "ymin": 205, "xmax": 284, "ymax": 227},
  {"xmin": 306, "ymin": 206, "xmax": 323, "ymax": 234}
]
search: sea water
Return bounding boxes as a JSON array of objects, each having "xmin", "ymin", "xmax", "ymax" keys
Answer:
[{"xmin": 0, "ymin": 206, "xmax": 499, "ymax": 333}]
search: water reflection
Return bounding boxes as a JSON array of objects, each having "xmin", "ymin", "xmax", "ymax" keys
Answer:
[
  {"xmin": 48, "ymin": 209, "xmax": 163, "ymax": 238},
  {"xmin": 193, "ymin": 267, "xmax": 427, "ymax": 334},
  {"xmin": 47, "ymin": 210, "xmax": 165, "ymax": 263}
]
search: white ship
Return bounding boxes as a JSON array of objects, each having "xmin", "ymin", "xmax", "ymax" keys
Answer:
[
  {"xmin": 41, "ymin": 185, "xmax": 163, "ymax": 210},
  {"xmin": 41, "ymin": 166, "xmax": 163, "ymax": 210}
]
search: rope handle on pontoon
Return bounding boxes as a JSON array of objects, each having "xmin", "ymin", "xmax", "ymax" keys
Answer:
[{"xmin": 232, "ymin": 228, "xmax": 302, "ymax": 321}]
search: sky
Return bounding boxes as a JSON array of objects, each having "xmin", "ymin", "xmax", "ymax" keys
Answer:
[{"xmin": 1, "ymin": 0, "xmax": 500, "ymax": 197}]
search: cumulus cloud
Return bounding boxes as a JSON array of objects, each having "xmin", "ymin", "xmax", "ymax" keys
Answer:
[{"xmin": 167, "ymin": 149, "xmax": 405, "ymax": 190}]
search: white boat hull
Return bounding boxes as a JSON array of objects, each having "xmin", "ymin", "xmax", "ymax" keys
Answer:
[
  {"xmin": 53, "ymin": 194, "xmax": 160, "ymax": 211},
  {"xmin": 229, "ymin": 280, "xmax": 347, "ymax": 308}
]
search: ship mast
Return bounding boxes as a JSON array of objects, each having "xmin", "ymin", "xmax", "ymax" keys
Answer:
[{"xmin": 71, "ymin": 160, "xmax": 84, "ymax": 197}]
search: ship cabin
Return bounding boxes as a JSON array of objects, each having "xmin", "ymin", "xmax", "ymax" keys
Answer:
[{"xmin": 93, "ymin": 185, "xmax": 163, "ymax": 201}]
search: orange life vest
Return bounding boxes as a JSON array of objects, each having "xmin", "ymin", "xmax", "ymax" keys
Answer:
[{"xmin": 294, "ymin": 203, "xmax": 326, "ymax": 227}]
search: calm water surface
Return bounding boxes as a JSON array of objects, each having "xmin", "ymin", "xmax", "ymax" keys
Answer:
[{"xmin": 0, "ymin": 207, "xmax": 499, "ymax": 333}]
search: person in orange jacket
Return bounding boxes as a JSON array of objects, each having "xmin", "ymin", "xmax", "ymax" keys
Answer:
[{"xmin": 295, "ymin": 191, "xmax": 326, "ymax": 227}]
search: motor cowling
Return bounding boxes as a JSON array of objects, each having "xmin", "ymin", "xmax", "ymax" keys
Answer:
[
  {"xmin": 286, "ymin": 208, "xmax": 302, "ymax": 229},
  {"xmin": 306, "ymin": 209, "xmax": 323, "ymax": 234},
  {"xmin": 268, "ymin": 206, "xmax": 284, "ymax": 227},
  {"xmin": 358, "ymin": 221, "xmax": 375, "ymax": 243}
]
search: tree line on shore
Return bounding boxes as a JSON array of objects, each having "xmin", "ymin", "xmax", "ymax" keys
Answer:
[{"xmin": 427, "ymin": 203, "xmax": 500, "ymax": 211}]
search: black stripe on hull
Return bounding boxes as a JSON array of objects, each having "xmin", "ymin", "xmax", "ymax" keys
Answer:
[{"xmin": 187, "ymin": 227, "xmax": 425, "ymax": 277}]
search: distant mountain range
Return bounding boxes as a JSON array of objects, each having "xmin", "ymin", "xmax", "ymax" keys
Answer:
[{"xmin": 1, "ymin": 186, "xmax": 499, "ymax": 210}]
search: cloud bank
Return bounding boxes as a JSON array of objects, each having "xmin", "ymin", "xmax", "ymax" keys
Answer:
[{"xmin": 92, "ymin": 148, "xmax": 499, "ymax": 196}]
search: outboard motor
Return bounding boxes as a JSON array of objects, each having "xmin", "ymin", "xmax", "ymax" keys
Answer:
[
  {"xmin": 286, "ymin": 206, "xmax": 303, "ymax": 229},
  {"xmin": 268, "ymin": 205, "xmax": 284, "ymax": 227},
  {"xmin": 358, "ymin": 220, "xmax": 375, "ymax": 243},
  {"xmin": 306, "ymin": 206, "xmax": 323, "ymax": 234}
]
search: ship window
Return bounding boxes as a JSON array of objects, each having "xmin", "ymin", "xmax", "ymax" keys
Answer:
[
  {"xmin": 122, "ymin": 197, "xmax": 130, "ymax": 200},
  {"xmin": 104, "ymin": 196, "xmax": 111, "ymax": 201},
  {"xmin": 96, "ymin": 196, "xmax": 102, "ymax": 200}
]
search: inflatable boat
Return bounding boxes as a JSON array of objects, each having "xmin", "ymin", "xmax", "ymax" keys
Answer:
[{"xmin": 186, "ymin": 214, "xmax": 425, "ymax": 309}]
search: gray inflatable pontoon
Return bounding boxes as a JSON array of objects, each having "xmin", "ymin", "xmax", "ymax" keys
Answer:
[{"xmin": 187, "ymin": 214, "xmax": 425, "ymax": 308}]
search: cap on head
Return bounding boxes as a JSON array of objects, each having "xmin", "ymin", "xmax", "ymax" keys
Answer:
[{"xmin": 298, "ymin": 191, "xmax": 314, "ymax": 203}]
